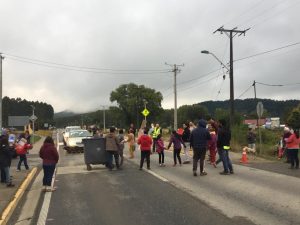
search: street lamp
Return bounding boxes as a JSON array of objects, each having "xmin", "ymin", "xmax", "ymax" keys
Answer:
[
  {"xmin": 201, "ymin": 50, "xmax": 234, "ymax": 126},
  {"xmin": 201, "ymin": 50, "xmax": 229, "ymax": 71}
]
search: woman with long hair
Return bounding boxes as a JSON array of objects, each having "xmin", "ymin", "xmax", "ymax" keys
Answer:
[
  {"xmin": 285, "ymin": 128, "xmax": 299, "ymax": 169},
  {"xmin": 39, "ymin": 136, "xmax": 59, "ymax": 192}
]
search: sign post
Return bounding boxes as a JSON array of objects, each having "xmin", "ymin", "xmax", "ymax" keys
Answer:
[
  {"xmin": 256, "ymin": 102, "xmax": 263, "ymax": 155},
  {"xmin": 30, "ymin": 114, "xmax": 37, "ymax": 145},
  {"xmin": 141, "ymin": 108, "xmax": 150, "ymax": 122}
]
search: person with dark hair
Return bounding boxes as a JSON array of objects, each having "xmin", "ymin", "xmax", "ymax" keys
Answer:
[
  {"xmin": 156, "ymin": 134, "xmax": 166, "ymax": 167},
  {"xmin": 190, "ymin": 119, "xmax": 211, "ymax": 176},
  {"xmin": 182, "ymin": 123, "xmax": 191, "ymax": 164},
  {"xmin": 24, "ymin": 130, "xmax": 31, "ymax": 144},
  {"xmin": 137, "ymin": 128, "xmax": 152, "ymax": 170},
  {"xmin": 105, "ymin": 127, "xmax": 121, "ymax": 170},
  {"xmin": 217, "ymin": 119, "xmax": 234, "ymax": 175},
  {"xmin": 284, "ymin": 128, "xmax": 299, "ymax": 169},
  {"xmin": 0, "ymin": 136, "xmax": 15, "ymax": 187},
  {"xmin": 16, "ymin": 135, "xmax": 29, "ymax": 171},
  {"xmin": 118, "ymin": 129, "xmax": 125, "ymax": 167},
  {"xmin": 168, "ymin": 130, "xmax": 186, "ymax": 167},
  {"xmin": 39, "ymin": 136, "xmax": 59, "ymax": 192}
]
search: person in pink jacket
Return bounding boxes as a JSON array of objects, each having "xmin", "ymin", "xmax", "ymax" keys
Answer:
[
  {"xmin": 285, "ymin": 129, "xmax": 299, "ymax": 169},
  {"xmin": 156, "ymin": 134, "xmax": 166, "ymax": 167}
]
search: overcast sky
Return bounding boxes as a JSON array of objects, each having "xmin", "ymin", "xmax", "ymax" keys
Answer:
[{"xmin": 1, "ymin": 0, "xmax": 300, "ymax": 113}]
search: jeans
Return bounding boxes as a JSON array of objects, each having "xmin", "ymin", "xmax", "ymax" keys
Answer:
[
  {"xmin": 0, "ymin": 167, "xmax": 11, "ymax": 184},
  {"xmin": 18, "ymin": 154, "xmax": 29, "ymax": 170},
  {"xmin": 140, "ymin": 151, "xmax": 150, "ymax": 169},
  {"xmin": 193, "ymin": 148, "xmax": 206, "ymax": 173},
  {"xmin": 220, "ymin": 149, "xmax": 233, "ymax": 173},
  {"xmin": 107, "ymin": 151, "xmax": 120, "ymax": 169},
  {"xmin": 288, "ymin": 149, "xmax": 299, "ymax": 168},
  {"xmin": 173, "ymin": 148, "xmax": 182, "ymax": 165},
  {"xmin": 183, "ymin": 142, "xmax": 190, "ymax": 161},
  {"xmin": 216, "ymin": 148, "xmax": 223, "ymax": 165},
  {"xmin": 43, "ymin": 164, "xmax": 56, "ymax": 186},
  {"xmin": 158, "ymin": 151, "xmax": 164, "ymax": 164}
]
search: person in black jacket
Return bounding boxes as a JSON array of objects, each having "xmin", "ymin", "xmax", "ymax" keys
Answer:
[
  {"xmin": 182, "ymin": 123, "xmax": 191, "ymax": 163},
  {"xmin": 0, "ymin": 136, "xmax": 15, "ymax": 187},
  {"xmin": 190, "ymin": 119, "xmax": 211, "ymax": 176},
  {"xmin": 217, "ymin": 119, "xmax": 234, "ymax": 175}
]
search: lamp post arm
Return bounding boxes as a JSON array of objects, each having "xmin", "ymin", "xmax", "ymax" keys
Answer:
[{"xmin": 209, "ymin": 52, "xmax": 229, "ymax": 71}]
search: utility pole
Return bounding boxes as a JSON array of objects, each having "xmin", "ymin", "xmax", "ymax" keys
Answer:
[
  {"xmin": 253, "ymin": 80, "xmax": 259, "ymax": 128},
  {"xmin": 0, "ymin": 54, "xmax": 3, "ymax": 130},
  {"xmin": 165, "ymin": 63, "xmax": 184, "ymax": 130},
  {"xmin": 214, "ymin": 26, "xmax": 250, "ymax": 127}
]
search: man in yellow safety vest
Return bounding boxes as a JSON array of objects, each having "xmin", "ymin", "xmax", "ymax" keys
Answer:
[{"xmin": 152, "ymin": 123, "xmax": 162, "ymax": 153}]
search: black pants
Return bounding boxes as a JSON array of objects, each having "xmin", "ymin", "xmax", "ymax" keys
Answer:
[
  {"xmin": 158, "ymin": 151, "xmax": 164, "ymax": 164},
  {"xmin": 1, "ymin": 168, "xmax": 6, "ymax": 182},
  {"xmin": 152, "ymin": 139, "xmax": 157, "ymax": 152},
  {"xmin": 18, "ymin": 154, "xmax": 29, "ymax": 170},
  {"xmin": 193, "ymin": 148, "xmax": 206, "ymax": 173},
  {"xmin": 216, "ymin": 148, "xmax": 223, "ymax": 165},
  {"xmin": 140, "ymin": 151, "xmax": 150, "ymax": 169},
  {"xmin": 173, "ymin": 148, "xmax": 182, "ymax": 165},
  {"xmin": 288, "ymin": 149, "xmax": 299, "ymax": 168},
  {"xmin": 43, "ymin": 164, "xmax": 56, "ymax": 186}
]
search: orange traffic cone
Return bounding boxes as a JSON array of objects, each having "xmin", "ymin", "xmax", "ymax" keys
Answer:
[{"xmin": 240, "ymin": 148, "xmax": 248, "ymax": 164}]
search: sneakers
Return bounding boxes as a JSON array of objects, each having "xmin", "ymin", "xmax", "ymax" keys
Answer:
[
  {"xmin": 193, "ymin": 171, "xmax": 197, "ymax": 176},
  {"xmin": 220, "ymin": 171, "xmax": 230, "ymax": 175},
  {"xmin": 200, "ymin": 171, "xmax": 207, "ymax": 176},
  {"xmin": 7, "ymin": 183, "xmax": 15, "ymax": 187},
  {"xmin": 212, "ymin": 163, "xmax": 217, "ymax": 168},
  {"xmin": 159, "ymin": 164, "xmax": 162, "ymax": 167}
]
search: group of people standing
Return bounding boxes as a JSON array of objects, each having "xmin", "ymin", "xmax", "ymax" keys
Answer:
[{"xmin": 104, "ymin": 119, "xmax": 234, "ymax": 176}]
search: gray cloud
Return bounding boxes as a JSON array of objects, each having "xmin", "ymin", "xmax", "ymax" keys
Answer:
[{"xmin": 1, "ymin": 0, "xmax": 299, "ymax": 113}]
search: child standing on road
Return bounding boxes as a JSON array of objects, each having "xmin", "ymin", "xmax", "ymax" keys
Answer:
[
  {"xmin": 168, "ymin": 130, "xmax": 186, "ymax": 166},
  {"xmin": 127, "ymin": 130, "xmax": 135, "ymax": 159},
  {"xmin": 137, "ymin": 128, "xmax": 152, "ymax": 170},
  {"xmin": 156, "ymin": 134, "xmax": 166, "ymax": 167}
]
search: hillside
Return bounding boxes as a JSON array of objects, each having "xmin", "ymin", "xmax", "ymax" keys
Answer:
[{"xmin": 199, "ymin": 98, "xmax": 300, "ymax": 120}]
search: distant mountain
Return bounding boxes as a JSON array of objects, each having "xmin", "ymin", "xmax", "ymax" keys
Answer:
[
  {"xmin": 54, "ymin": 110, "xmax": 78, "ymax": 119},
  {"xmin": 199, "ymin": 98, "xmax": 300, "ymax": 119}
]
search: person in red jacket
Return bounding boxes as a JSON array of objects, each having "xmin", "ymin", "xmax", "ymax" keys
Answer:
[
  {"xmin": 285, "ymin": 129, "xmax": 299, "ymax": 169},
  {"xmin": 39, "ymin": 136, "xmax": 59, "ymax": 192},
  {"xmin": 137, "ymin": 128, "xmax": 152, "ymax": 170}
]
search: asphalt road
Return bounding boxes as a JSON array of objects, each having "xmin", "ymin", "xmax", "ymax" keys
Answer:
[
  {"xmin": 12, "ymin": 131, "xmax": 300, "ymax": 225},
  {"xmin": 43, "ymin": 151, "xmax": 254, "ymax": 225}
]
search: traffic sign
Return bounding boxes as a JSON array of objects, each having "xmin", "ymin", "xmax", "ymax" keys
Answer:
[
  {"xmin": 256, "ymin": 102, "xmax": 264, "ymax": 118},
  {"xmin": 142, "ymin": 109, "xmax": 150, "ymax": 117},
  {"xmin": 30, "ymin": 115, "xmax": 38, "ymax": 121}
]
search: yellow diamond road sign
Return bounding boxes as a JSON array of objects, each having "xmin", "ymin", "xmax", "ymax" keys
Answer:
[{"xmin": 142, "ymin": 109, "xmax": 150, "ymax": 117}]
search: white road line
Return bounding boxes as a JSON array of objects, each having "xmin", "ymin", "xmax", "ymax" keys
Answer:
[
  {"xmin": 37, "ymin": 168, "xmax": 57, "ymax": 225},
  {"xmin": 146, "ymin": 169, "xmax": 169, "ymax": 182}
]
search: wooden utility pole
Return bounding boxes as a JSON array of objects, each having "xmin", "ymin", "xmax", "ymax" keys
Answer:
[
  {"xmin": 214, "ymin": 27, "xmax": 250, "ymax": 127},
  {"xmin": 165, "ymin": 63, "xmax": 184, "ymax": 130}
]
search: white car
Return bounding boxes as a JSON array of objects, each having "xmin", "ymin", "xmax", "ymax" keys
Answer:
[
  {"xmin": 64, "ymin": 129, "xmax": 92, "ymax": 153},
  {"xmin": 63, "ymin": 126, "xmax": 81, "ymax": 145}
]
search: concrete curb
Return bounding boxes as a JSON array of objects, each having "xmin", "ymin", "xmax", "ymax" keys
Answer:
[{"xmin": 0, "ymin": 167, "xmax": 38, "ymax": 225}]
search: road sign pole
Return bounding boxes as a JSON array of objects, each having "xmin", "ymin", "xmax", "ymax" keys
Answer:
[{"xmin": 256, "ymin": 102, "xmax": 264, "ymax": 155}]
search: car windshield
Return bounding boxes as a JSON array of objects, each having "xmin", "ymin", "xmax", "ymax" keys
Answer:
[
  {"xmin": 69, "ymin": 130, "xmax": 91, "ymax": 138},
  {"xmin": 66, "ymin": 126, "xmax": 81, "ymax": 132}
]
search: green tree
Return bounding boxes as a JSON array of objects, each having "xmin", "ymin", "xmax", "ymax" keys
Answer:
[
  {"xmin": 287, "ymin": 106, "xmax": 300, "ymax": 128},
  {"xmin": 110, "ymin": 83, "xmax": 163, "ymax": 126},
  {"xmin": 178, "ymin": 104, "xmax": 209, "ymax": 126}
]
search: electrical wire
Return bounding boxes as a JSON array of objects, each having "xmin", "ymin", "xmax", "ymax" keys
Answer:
[
  {"xmin": 2, "ymin": 52, "xmax": 170, "ymax": 72},
  {"xmin": 234, "ymin": 42, "xmax": 300, "ymax": 62},
  {"xmin": 237, "ymin": 84, "xmax": 254, "ymax": 99},
  {"xmin": 256, "ymin": 81, "xmax": 283, "ymax": 87},
  {"xmin": 4, "ymin": 56, "xmax": 171, "ymax": 75}
]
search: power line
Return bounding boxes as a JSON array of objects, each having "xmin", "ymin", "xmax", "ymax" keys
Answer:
[
  {"xmin": 237, "ymin": 84, "xmax": 253, "ymax": 99},
  {"xmin": 5, "ymin": 56, "xmax": 170, "ymax": 75},
  {"xmin": 2, "ymin": 52, "xmax": 169, "ymax": 72},
  {"xmin": 234, "ymin": 42, "xmax": 300, "ymax": 62},
  {"xmin": 256, "ymin": 81, "xmax": 283, "ymax": 87}
]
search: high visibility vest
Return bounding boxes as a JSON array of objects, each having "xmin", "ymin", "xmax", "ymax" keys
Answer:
[
  {"xmin": 223, "ymin": 145, "xmax": 231, "ymax": 150},
  {"xmin": 152, "ymin": 127, "xmax": 161, "ymax": 138}
]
